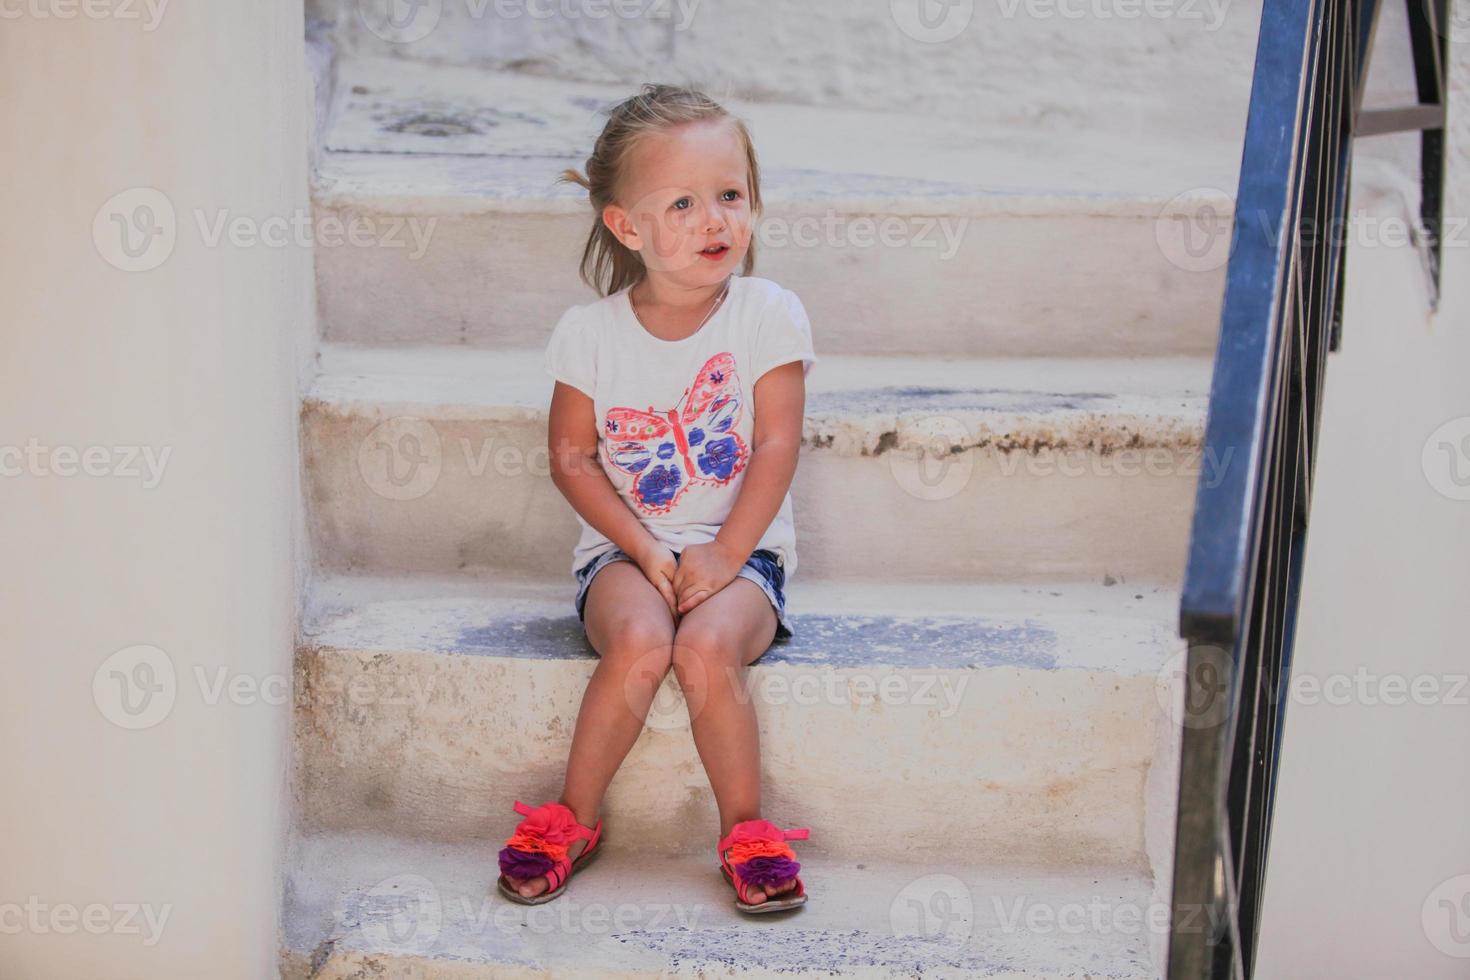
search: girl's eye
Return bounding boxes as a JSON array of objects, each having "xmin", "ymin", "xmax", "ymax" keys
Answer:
[
  {"xmin": 672, "ymin": 198, "xmax": 692, "ymax": 210},
  {"xmin": 722, "ymin": 190, "xmax": 741, "ymax": 202}
]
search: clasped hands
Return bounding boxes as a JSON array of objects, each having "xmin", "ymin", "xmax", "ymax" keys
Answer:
[{"xmin": 632, "ymin": 537, "xmax": 747, "ymax": 623}]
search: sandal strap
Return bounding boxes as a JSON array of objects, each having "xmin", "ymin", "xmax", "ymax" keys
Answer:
[{"xmin": 717, "ymin": 818, "xmax": 809, "ymax": 857}]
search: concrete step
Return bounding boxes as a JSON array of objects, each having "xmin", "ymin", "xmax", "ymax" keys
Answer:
[
  {"xmin": 311, "ymin": 56, "xmax": 1238, "ymax": 358},
  {"xmin": 294, "ymin": 574, "xmax": 1184, "ymax": 874},
  {"xmin": 302, "ymin": 343, "xmax": 1212, "ymax": 584},
  {"xmin": 323, "ymin": 0, "xmax": 1256, "ymax": 162},
  {"xmin": 280, "ymin": 828, "xmax": 1166, "ymax": 979}
]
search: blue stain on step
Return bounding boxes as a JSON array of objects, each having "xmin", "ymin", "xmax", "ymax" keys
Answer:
[
  {"xmin": 452, "ymin": 615, "xmax": 1058, "ymax": 670},
  {"xmin": 805, "ymin": 386, "xmax": 1114, "ymax": 416}
]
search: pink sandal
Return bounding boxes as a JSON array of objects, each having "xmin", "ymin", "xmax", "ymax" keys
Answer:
[
  {"xmin": 717, "ymin": 818, "xmax": 810, "ymax": 913},
  {"xmin": 496, "ymin": 800, "xmax": 603, "ymax": 905}
]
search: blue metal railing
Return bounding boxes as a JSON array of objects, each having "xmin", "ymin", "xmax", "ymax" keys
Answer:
[{"xmin": 1166, "ymin": 0, "xmax": 1449, "ymax": 976}]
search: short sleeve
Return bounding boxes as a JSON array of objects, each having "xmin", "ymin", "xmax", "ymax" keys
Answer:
[
  {"xmin": 752, "ymin": 287, "xmax": 818, "ymax": 384},
  {"xmin": 544, "ymin": 306, "xmax": 597, "ymax": 398}
]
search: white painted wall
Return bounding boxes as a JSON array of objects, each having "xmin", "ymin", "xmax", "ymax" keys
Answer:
[
  {"xmin": 1254, "ymin": 158, "xmax": 1470, "ymax": 980},
  {"xmin": 0, "ymin": 1, "xmax": 316, "ymax": 977}
]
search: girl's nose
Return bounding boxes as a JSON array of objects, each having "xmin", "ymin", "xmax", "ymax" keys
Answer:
[{"xmin": 702, "ymin": 202, "xmax": 725, "ymax": 231}]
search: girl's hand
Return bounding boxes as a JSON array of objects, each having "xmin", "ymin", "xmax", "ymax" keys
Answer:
[
  {"xmin": 672, "ymin": 540, "xmax": 746, "ymax": 616},
  {"xmin": 631, "ymin": 539, "xmax": 681, "ymax": 622}
]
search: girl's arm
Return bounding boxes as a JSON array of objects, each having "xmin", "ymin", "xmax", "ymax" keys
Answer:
[
  {"xmin": 717, "ymin": 359, "xmax": 805, "ymax": 557},
  {"xmin": 674, "ymin": 359, "xmax": 806, "ymax": 613},
  {"xmin": 547, "ymin": 381, "xmax": 679, "ymax": 613}
]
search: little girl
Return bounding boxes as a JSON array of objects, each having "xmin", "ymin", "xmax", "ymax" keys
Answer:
[{"xmin": 494, "ymin": 84, "xmax": 817, "ymax": 914}]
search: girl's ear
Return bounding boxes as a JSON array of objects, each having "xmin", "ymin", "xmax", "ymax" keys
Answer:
[{"xmin": 601, "ymin": 204, "xmax": 641, "ymax": 254}]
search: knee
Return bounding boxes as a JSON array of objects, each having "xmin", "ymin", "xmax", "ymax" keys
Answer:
[
  {"xmin": 670, "ymin": 622, "xmax": 739, "ymax": 693},
  {"xmin": 598, "ymin": 617, "xmax": 675, "ymax": 680}
]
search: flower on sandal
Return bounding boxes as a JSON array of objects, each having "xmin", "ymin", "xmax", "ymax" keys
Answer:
[
  {"xmin": 733, "ymin": 854, "xmax": 801, "ymax": 889},
  {"xmin": 499, "ymin": 847, "xmax": 555, "ymax": 880},
  {"xmin": 725, "ymin": 819, "xmax": 804, "ymax": 889},
  {"xmin": 498, "ymin": 802, "xmax": 585, "ymax": 877}
]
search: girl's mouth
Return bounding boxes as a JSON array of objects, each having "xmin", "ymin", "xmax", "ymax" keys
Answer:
[{"xmin": 698, "ymin": 244, "xmax": 730, "ymax": 260}]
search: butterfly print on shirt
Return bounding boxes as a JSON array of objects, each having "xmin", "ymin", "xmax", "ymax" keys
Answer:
[{"xmin": 601, "ymin": 351, "xmax": 749, "ymax": 515}]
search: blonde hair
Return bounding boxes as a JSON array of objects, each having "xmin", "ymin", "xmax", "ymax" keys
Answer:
[{"xmin": 558, "ymin": 83, "xmax": 762, "ymax": 297}]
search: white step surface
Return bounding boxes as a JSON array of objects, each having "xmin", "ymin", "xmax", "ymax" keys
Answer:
[
  {"xmin": 302, "ymin": 344, "xmax": 1212, "ymax": 583},
  {"xmin": 311, "ymin": 57, "xmax": 1237, "ymax": 357},
  {"xmin": 294, "ymin": 573, "xmax": 1185, "ymax": 870},
  {"xmin": 325, "ymin": 0, "xmax": 1257, "ymax": 159},
  {"xmin": 281, "ymin": 829, "xmax": 1166, "ymax": 979}
]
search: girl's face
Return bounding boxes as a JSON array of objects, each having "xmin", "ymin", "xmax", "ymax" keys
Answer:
[{"xmin": 603, "ymin": 118, "xmax": 754, "ymax": 291}]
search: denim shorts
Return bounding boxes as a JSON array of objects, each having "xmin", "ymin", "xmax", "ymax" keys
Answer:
[{"xmin": 573, "ymin": 546, "xmax": 794, "ymax": 642}]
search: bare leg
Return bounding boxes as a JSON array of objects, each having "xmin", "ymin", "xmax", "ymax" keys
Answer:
[
  {"xmin": 670, "ymin": 578, "xmax": 796, "ymax": 904},
  {"xmin": 506, "ymin": 560, "xmax": 675, "ymax": 898}
]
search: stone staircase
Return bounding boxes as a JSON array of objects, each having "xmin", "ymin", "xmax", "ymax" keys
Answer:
[{"xmin": 282, "ymin": 8, "xmax": 1245, "ymax": 976}]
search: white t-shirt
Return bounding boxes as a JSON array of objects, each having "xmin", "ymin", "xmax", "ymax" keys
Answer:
[{"xmin": 543, "ymin": 274, "xmax": 818, "ymax": 577}]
